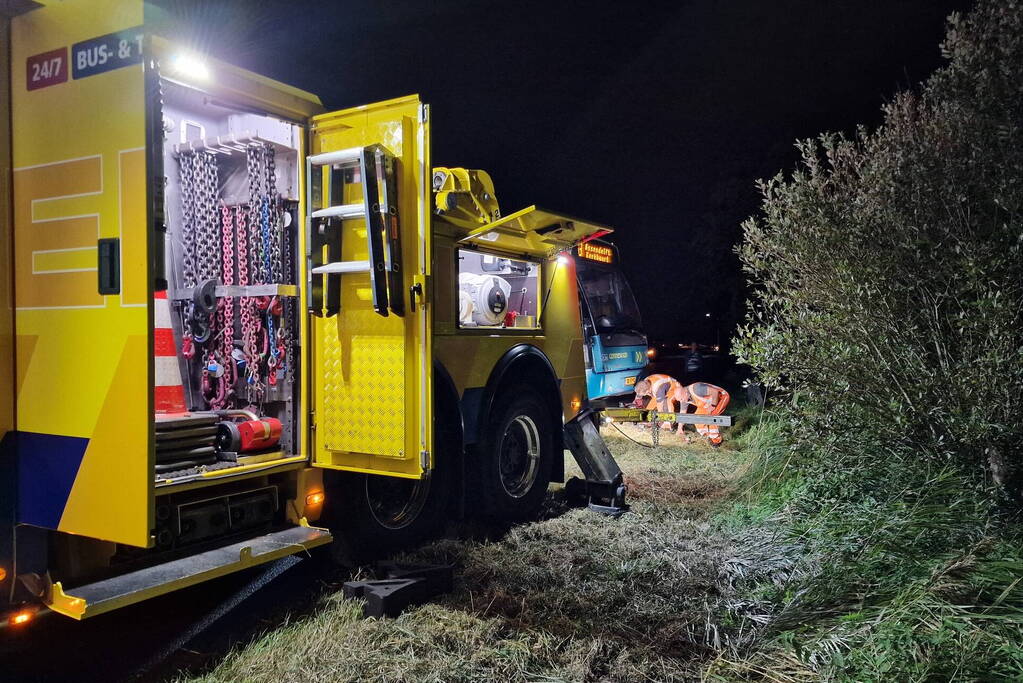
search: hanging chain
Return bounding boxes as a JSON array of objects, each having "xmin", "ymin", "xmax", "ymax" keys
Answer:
[
  {"xmin": 244, "ymin": 145, "xmax": 270, "ymax": 399},
  {"xmin": 246, "ymin": 146, "xmax": 266, "ymax": 285},
  {"xmin": 195, "ymin": 152, "xmax": 221, "ymax": 283},
  {"xmin": 265, "ymin": 147, "xmax": 283, "ymax": 284},
  {"xmin": 174, "ymin": 143, "xmax": 294, "ymax": 407},
  {"xmin": 178, "ymin": 153, "xmax": 198, "ymax": 288},
  {"xmin": 281, "ymin": 202, "xmax": 295, "ymax": 382},
  {"xmin": 210, "ymin": 204, "xmax": 236, "ymax": 410},
  {"xmin": 237, "ymin": 206, "xmax": 262, "ymax": 400}
]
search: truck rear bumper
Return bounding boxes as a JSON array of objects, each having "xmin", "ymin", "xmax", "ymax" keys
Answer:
[{"xmin": 46, "ymin": 523, "xmax": 331, "ymax": 620}]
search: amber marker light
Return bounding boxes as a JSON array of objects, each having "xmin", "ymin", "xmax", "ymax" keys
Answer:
[
  {"xmin": 10, "ymin": 610, "xmax": 33, "ymax": 626},
  {"xmin": 571, "ymin": 397, "xmax": 582, "ymax": 411},
  {"xmin": 646, "ymin": 348, "xmax": 656, "ymax": 358},
  {"xmin": 306, "ymin": 491, "xmax": 325, "ymax": 507},
  {"xmin": 0, "ymin": 567, "xmax": 6, "ymax": 582}
]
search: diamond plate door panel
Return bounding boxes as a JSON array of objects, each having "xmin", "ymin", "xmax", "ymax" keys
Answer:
[{"xmin": 319, "ymin": 305, "xmax": 406, "ymax": 458}]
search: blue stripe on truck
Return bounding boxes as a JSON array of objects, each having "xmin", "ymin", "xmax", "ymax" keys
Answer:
[{"xmin": 16, "ymin": 431, "xmax": 89, "ymax": 529}]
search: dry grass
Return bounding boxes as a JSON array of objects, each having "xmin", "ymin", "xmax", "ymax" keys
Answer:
[{"xmin": 182, "ymin": 423, "xmax": 759, "ymax": 683}]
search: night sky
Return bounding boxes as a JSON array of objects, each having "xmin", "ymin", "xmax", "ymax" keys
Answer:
[{"xmin": 148, "ymin": 0, "xmax": 973, "ymax": 346}]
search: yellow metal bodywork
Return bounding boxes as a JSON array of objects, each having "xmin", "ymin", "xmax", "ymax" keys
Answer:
[
  {"xmin": 7, "ymin": 0, "xmax": 605, "ymax": 623},
  {"xmin": 148, "ymin": 36, "xmax": 324, "ymax": 121},
  {"xmin": 12, "ymin": 0, "xmax": 153, "ymax": 547},
  {"xmin": 8, "ymin": 2, "xmax": 329, "ymax": 549},
  {"xmin": 1, "ymin": 14, "xmax": 14, "ymax": 448},
  {"xmin": 435, "ymin": 206, "xmax": 607, "ymax": 418},
  {"xmin": 309, "ymin": 96, "xmax": 433, "ymax": 479},
  {"xmin": 460, "ymin": 205, "xmax": 612, "ymax": 259},
  {"xmin": 432, "ymin": 167, "xmax": 500, "ymax": 230},
  {"xmin": 433, "ymin": 221, "xmax": 589, "ymax": 424}
]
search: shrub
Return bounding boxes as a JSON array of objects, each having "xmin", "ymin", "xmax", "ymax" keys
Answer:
[
  {"xmin": 735, "ymin": 0, "xmax": 1023, "ymax": 497},
  {"xmin": 720, "ymin": 3, "xmax": 1023, "ymax": 679}
]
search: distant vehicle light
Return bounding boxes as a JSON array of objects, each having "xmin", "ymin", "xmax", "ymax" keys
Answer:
[
  {"xmin": 646, "ymin": 348, "xmax": 656, "ymax": 358},
  {"xmin": 170, "ymin": 53, "xmax": 210, "ymax": 81}
]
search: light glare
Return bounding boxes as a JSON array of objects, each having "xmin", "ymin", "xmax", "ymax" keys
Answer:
[{"xmin": 170, "ymin": 53, "xmax": 210, "ymax": 81}]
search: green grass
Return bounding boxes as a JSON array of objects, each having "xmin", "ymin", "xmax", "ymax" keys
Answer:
[
  {"xmin": 180, "ymin": 420, "xmax": 762, "ymax": 683},
  {"xmin": 705, "ymin": 417, "xmax": 1023, "ymax": 682},
  {"xmin": 181, "ymin": 404, "xmax": 1023, "ymax": 682}
]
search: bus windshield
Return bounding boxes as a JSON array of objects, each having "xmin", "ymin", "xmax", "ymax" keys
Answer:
[{"xmin": 578, "ymin": 265, "xmax": 644, "ymax": 334}]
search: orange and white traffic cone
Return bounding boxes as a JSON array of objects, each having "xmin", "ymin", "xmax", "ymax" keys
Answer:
[{"xmin": 154, "ymin": 290, "xmax": 188, "ymax": 414}]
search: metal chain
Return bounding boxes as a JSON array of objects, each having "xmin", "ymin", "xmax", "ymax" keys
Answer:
[
  {"xmin": 244, "ymin": 146, "xmax": 268, "ymax": 399},
  {"xmin": 246, "ymin": 146, "xmax": 265, "ymax": 285},
  {"xmin": 177, "ymin": 146, "xmax": 300, "ymax": 408},
  {"xmin": 211, "ymin": 204, "xmax": 236, "ymax": 409},
  {"xmin": 281, "ymin": 202, "xmax": 294, "ymax": 383},
  {"xmin": 237, "ymin": 206, "xmax": 262, "ymax": 400},
  {"xmin": 265, "ymin": 146, "xmax": 282, "ymax": 283},
  {"xmin": 261, "ymin": 144, "xmax": 289, "ymax": 383},
  {"xmin": 195, "ymin": 152, "xmax": 221, "ymax": 282},
  {"xmin": 178, "ymin": 153, "xmax": 198, "ymax": 288}
]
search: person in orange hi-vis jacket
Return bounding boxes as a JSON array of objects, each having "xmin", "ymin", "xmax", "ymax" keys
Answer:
[
  {"xmin": 634, "ymin": 376, "xmax": 730, "ymax": 444},
  {"xmin": 633, "ymin": 374, "xmax": 684, "ymax": 412},
  {"xmin": 633, "ymin": 374, "xmax": 685, "ymax": 430},
  {"xmin": 681, "ymin": 381, "xmax": 730, "ymax": 446}
]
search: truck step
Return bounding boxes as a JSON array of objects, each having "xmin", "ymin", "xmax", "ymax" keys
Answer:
[
  {"xmin": 311, "ymin": 203, "xmax": 364, "ymax": 220},
  {"xmin": 307, "ymin": 146, "xmax": 363, "ymax": 166},
  {"xmin": 310, "ymin": 260, "xmax": 371, "ymax": 275},
  {"xmin": 47, "ymin": 524, "xmax": 332, "ymax": 620}
]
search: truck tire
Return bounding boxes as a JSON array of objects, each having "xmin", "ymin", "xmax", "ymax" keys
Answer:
[
  {"xmin": 325, "ymin": 376, "xmax": 461, "ymax": 564},
  {"xmin": 477, "ymin": 385, "xmax": 554, "ymax": 522},
  {"xmin": 325, "ymin": 460, "xmax": 449, "ymax": 565}
]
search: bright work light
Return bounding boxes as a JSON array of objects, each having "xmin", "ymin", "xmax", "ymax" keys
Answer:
[{"xmin": 169, "ymin": 53, "xmax": 210, "ymax": 81}]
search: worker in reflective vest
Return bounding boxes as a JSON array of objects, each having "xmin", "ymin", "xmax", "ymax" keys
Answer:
[
  {"xmin": 634, "ymin": 374, "xmax": 685, "ymax": 413},
  {"xmin": 681, "ymin": 382, "xmax": 730, "ymax": 446}
]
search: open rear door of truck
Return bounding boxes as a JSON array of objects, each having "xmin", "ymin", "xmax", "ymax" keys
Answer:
[
  {"xmin": 307, "ymin": 96, "xmax": 432, "ymax": 479},
  {"xmin": 11, "ymin": 1, "xmax": 154, "ymax": 548}
]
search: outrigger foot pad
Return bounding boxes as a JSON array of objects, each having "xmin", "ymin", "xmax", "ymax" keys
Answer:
[
  {"xmin": 563, "ymin": 410, "xmax": 631, "ymax": 517},
  {"xmin": 564, "ymin": 476, "xmax": 630, "ymax": 517},
  {"xmin": 342, "ymin": 562, "xmax": 454, "ymax": 618}
]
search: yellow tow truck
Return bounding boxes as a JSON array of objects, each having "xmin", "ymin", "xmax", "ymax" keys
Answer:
[{"xmin": 0, "ymin": 0, "xmax": 627, "ymax": 626}]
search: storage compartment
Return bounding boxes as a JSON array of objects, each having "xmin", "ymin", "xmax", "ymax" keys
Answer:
[
  {"xmin": 155, "ymin": 78, "xmax": 302, "ymax": 482},
  {"xmin": 457, "ymin": 249, "xmax": 540, "ymax": 329}
]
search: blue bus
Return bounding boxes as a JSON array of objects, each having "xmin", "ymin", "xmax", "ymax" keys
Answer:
[{"xmin": 575, "ymin": 240, "xmax": 648, "ymax": 408}]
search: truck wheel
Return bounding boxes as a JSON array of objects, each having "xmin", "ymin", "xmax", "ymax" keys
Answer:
[
  {"xmin": 478, "ymin": 386, "xmax": 554, "ymax": 522},
  {"xmin": 326, "ymin": 463, "xmax": 449, "ymax": 564}
]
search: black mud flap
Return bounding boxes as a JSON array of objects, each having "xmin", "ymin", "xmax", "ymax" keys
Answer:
[{"xmin": 563, "ymin": 409, "xmax": 630, "ymax": 517}]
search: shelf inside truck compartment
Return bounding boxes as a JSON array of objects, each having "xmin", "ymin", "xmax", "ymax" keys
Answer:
[
  {"xmin": 155, "ymin": 453, "xmax": 307, "ymax": 494},
  {"xmin": 168, "ymin": 283, "xmax": 299, "ymax": 301}
]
